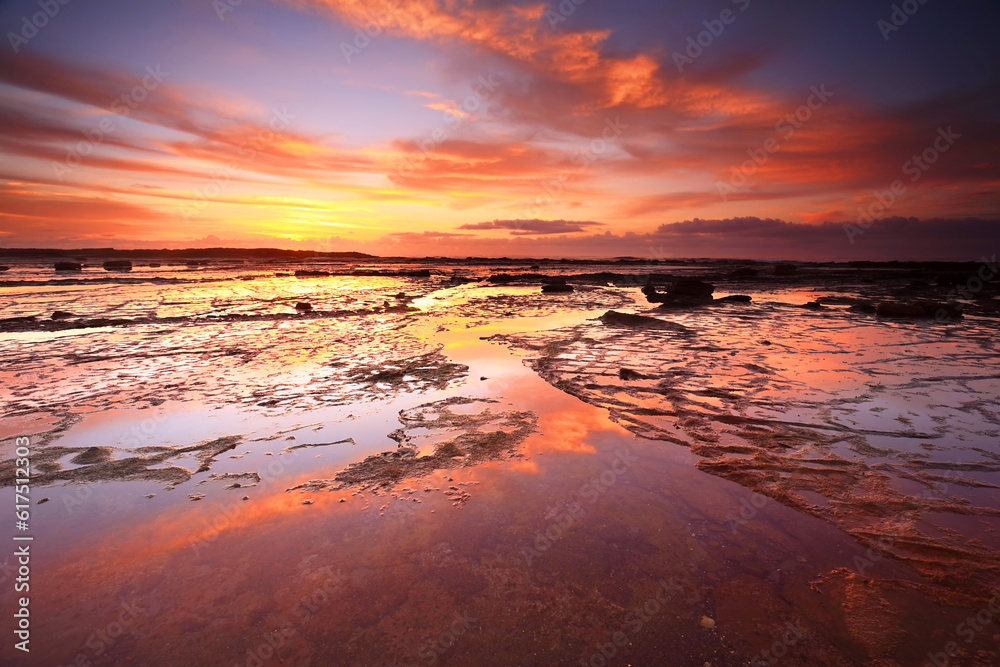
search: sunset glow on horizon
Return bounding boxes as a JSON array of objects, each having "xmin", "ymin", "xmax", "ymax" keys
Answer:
[{"xmin": 1, "ymin": 0, "xmax": 998, "ymax": 258}]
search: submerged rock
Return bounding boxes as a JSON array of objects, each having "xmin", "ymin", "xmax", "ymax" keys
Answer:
[
  {"xmin": 667, "ymin": 279, "xmax": 715, "ymax": 297},
  {"xmin": 294, "ymin": 270, "xmax": 330, "ymax": 277},
  {"xmin": 541, "ymin": 282, "xmax": 574, "ymax": 293},
  {"xmin": 644, "ymin": 281, "xmax": 714, "ymax": 307},
  {"xmin": 103, "ymin": 260, "xmax": 133, "ymax": 272},
  {"xmin": 656, "ymin": 293, "xmax": 714, "ymax": 309},
  {"xmin": 288, "ymin": 397, "xmax": 537, "ymax": 492},
  {"xmin": 54, "ymin": 261, "xmax": 82, "ymax": 271},
  {"xmin": 295, "ymin": 302, "xmax": 313, "ymax": 312},
  {"xmin": 716, "ymin": 294, "xmax": 752, "ymax": 303},
  {"xmin": 848, "ymin": 302, "xmax": 878, "ymax": 313},
  {"xmin": 599, "ymin": 310, "xmax": 687, "ymax": 331},
  {"xmin": 51, "ymin": 311, "xmax": 74, "ymax": 320},
  {"xmin": 619, "ymin": 368, "xmax": 650, "ymax": 381},
  {"xmin": 641, "ymin": 285, "xmax": 668, "ymax": 303},
  {"xmin": 876, "ymin": 301, "xmax": 962, "ymax": 319}
]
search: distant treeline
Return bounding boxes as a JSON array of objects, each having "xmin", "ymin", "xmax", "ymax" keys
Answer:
[{"xmin": 0, "ymin": 247, "xmax": 375, "ymax": 260}]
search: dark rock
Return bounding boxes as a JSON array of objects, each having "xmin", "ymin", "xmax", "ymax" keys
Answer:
[
  {"xmin": 599, "ymin": 310, "xmax": 686, "ymax": 330},
  {"xmin": 294, "ymin": 270, "xmax": 330, "ymax": 277},
  {"xmin": 541, "ymin": 283, "xmax": 573, "ymax": 293},
  {"xmin": 667, "ymin": 279, "xmax": 715, "ymax": 297},
  {"xmin": 0, "ymin": 316, "xmax": 36, "ymax": 326},
  {"xmin": 716, "ymin": 295, "xmax": 752, "ymax": 303},
  {"xmin": 274, "ymin": 272, "xmax": 292, "ymax": 277},
  {"xmin": 487, "ymin": 273, "xmax": 548, "ymax": 284},
  {"xmin": 934, "ymin": 273, "xmax": 966, "ymax": 287},
  {"xmin": 148, "ymin": 263, "xmax": 161, "ymax": 268},
  {"xmin": 51, "ymin": 311, "xmax": 74, "ymax": 320},
  {"xmin": 799, "ymin": 301, "xmax": 824, "ymax": 310},
  {"xmin": 619, "ymin": 368, "xmax": 649, "ymax": 381},
  {"xmin": 641, "ymin": 285, "xmax": 669, "ymax": 303},
  {"xmin": 730, "ymin": 267, "xmax": 758, "ymax": 278},
  {"xmin": 760, "ymin": 340, "xmax": 772, "ymax": 345},
  {"xmin": 103, "ymin": 260, "xmax": 133, "ymax": 272},
  {"xmin": 773, "ymin": 264, "xmax": 798, "ymax": 276},
  {"xmin": 876, "ymin": 301, "xmax": 963, "ymax": 319},
  {"xmin": 295, "ymin": 302, "xmax": 313, "ymax": 312},
  {"xmin": 848, "ymin": 302, "xmax": 878, "ymax": 313},
  {"xmin": 656, "ymin": 293, "xmax": 713, "ymax": 309},
  {"xmin": 54, "ymin": 262, "xmax": 83, "ymax": 271},
  {"xmin": 876, "ymin": 302, "xmax": 926, "ymax": 318},
  {"xmin": 0, "ymin": 266, "xmax": 9, "ymax": 271}
]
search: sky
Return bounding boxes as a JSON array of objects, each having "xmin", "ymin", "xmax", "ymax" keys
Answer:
[{"xmin": 0, "ymin": 0, "xmax": 998, "ymax": 259}]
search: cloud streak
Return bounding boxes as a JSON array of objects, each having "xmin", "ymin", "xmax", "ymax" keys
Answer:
[{"xmin": 458, "ymin": 218, "xmax": 603, "ymax": 235}]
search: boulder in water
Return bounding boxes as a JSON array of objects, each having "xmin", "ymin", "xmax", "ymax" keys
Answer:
[
  {"xmin": 103, "ymin": 260, "xmax": 132, "ymax": 272},
  {"xmin": 54, "ymin": 262, "xmax": 82, "ymax": 271},
  {"xmin": 667, "ymin": 279, "xmax": 714, "ymax": 297}
]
